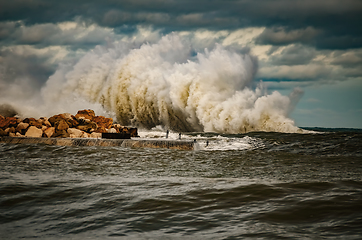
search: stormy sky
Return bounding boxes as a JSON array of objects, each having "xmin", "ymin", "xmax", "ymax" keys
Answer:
[{"xmin": 0, "ymin": 0, "xmax": 361, "ymax": 128}]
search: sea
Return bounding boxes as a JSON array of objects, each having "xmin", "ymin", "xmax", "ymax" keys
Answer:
[{"xmin": 1, "ymin": 128, "xmax": 362, "ymax": 239}]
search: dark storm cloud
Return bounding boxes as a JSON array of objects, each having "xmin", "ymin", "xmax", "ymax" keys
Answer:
[
  {"xmin": 255, "ymin": 27, "xmax": 320, "ymax": 46},
  {"xmin": 1, "ymin": 0, "xmax": 362, "ymax": 49},
  {"xmin": 0, "ymin": 48, "xmax": 57, "ymax": 87}
]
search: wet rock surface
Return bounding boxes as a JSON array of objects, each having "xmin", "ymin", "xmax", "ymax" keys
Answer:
[{"xmin": 0, "ymin": 109, "xmax": 138, "ymax": 138}]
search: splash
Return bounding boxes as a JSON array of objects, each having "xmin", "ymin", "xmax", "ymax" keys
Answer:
[{"xmin": 42, "ymin": 34, "xmax": 303, "ymax": 133}]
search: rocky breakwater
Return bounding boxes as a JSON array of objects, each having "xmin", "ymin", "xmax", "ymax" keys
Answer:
[{"xmin": 0, "ymin": 109, "xmax": 138, "ymax": 139}]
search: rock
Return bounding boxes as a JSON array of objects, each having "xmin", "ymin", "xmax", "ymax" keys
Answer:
[
  {"xmin": 90, "ymin": 132, "xmax": 102, "ymax": 139},
  {"xmin": 62, "ymin": 113, "xmax": 72, "ymax": 120},
  {"xmin": 44, "ymin": 127, "xmax": 55, "ymax": 138},
  {"xmin": 48, "ymin": 114, "xmax": 64, "ymax": 126},
  {"xmin": 41, "ymin": 125, "xmax": 47, "ymax": 131},
  {"xmin": 75, "ymin": 109, "xmax": 95, "ymax": 121},
  {"xmin": 55, "ymin": 119, "xmax": 69, "ymax": 131},
  {"xmin": 0, "ymin": 128, "xmax": 7, "ymax": 136},
  {"xmin": 66, "ymin": 118, "xmax": 79, "ymax": 128},
  {"xmin": 81, "ymin": 132, "xmax": 90, "ymax": 138},
  {"xmin": 129, "ymin": 128, "xmax": 138, "ymax": 137},
  {"xmin": 23, "ymin": 118, "xmax": 42, "ymax": 128},
  {"xmin": 5, "ymin": 127, "xmax": 15, "ymax": 134},
  {"xmin": 95, "ymin": 126, "xmax": 107, "ymax": 133},
  {"xmin": 16, "ymin": 122, "xmax": 29, "ymax": 134},
  {"xmin": 112, "ymin": 124, "xmax": 123, "ymax": 133},
  {"xmin": 93, "ymin": 116, "xmax": 113, "ymax": 132},
  {"xmin": 67, "ymin": 128, "xmax": 83, "ymax": 138},
  {"xmin": 53, "ymin": 129, "xmax": 69, "ymax": 138},
  {"xmin": 25, "ymin": 126, "xmax": 43, "ymax": 138},
  {"xmin": 40, "ymin": 117, "xmax": 52, "ymax": 127},
  {"xmin": 9, "ymin": 132, "xmax": 16, "ymax": 137},
  {"xmin": 15, "ymin": 132, "xmax": 23, "ymax": 137},
  {"xmin": 76, "ymin": 121, "xmax": 97, "ymax": 133},
  {"xmin": 0, "ymin": 116, "xmax": 18, "ymax": 129},
  {"xmin": 107, "ymin": 128, "xmax": 117, "ymax": 133}
]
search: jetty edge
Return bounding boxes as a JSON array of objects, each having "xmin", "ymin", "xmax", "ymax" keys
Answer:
[
  {"xmin": 0, "ymin": 109, "xmax": 196, "ymax": 150},
  {"xmin": 0, "ymin": 136, "xmax": 195, "ymax": 150}
]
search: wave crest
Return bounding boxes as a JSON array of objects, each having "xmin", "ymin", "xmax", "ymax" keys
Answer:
[{"xmin": 43, "ymin": 34, "xmax": 303, "ymax": 133}]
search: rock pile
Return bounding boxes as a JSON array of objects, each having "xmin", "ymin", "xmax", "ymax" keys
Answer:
[{"xmin": 0, "ymin": 109, "xmax": 138, "ymax": 138}]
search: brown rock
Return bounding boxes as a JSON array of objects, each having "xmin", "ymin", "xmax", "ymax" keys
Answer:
[
  {"xmin": 25, "ymin": 126, "xmax": 43, "ymax": 138},
  {"xmin": 0, "ymin": 116, "xmax": 18, "ymax": 129},
  {"xmin": 75, "ymin": 109, "xmax": 95, "ymax": 121},
  {"xmin": 90, "ymin": 132, "xmax": 102, "ymax": 139},
  {"xmin": 15, "ymin": 132, "xmax": 23, "ymax": 137},
  {"xmin": 23, "ymin": 118, "xmax": 42, "ymax": 128},
  {"xmin": 93, "ymin": 116, "xmax": 113, "ymax": 131},
  {"xmin": 66, "ymin": 118, "xmax": 79, "ymax": 128},
  {"xmin": 16, "ymin": 122, "xmax": 29, "ymax": 132},
  {"xmin": 40, "ymin": 117, "xmax": 52, "ymax": 127},
  {"xmin": 67, "ymin": 128, "xmax": 83, "ymax": 138},
  {"xmin": 95, "ymin": 126, "xmax": 107, "ymax": 133},
  {"xmin": 76, "ymin": 121, "xmax": 97, "ymax": 133},
  {"xmin": 55, "ymin": 119, "xmax": 69, "ymax": 131},
  {"xmin": 129, "ymin": 128, "xmax": 138, "ymax": 137},
  {"xmin": 5, "ymin": 127, "xmax": 15, "ymax": 134},
  {"xmin": 107, "ymin": 128, "xmax": 117, "ymax": 133},
  {"xmin": 61, "ymin": 113, "xmax": 72, "ymax": 120},
  {"xmin": 81, "ymin": 132, "xmax": 90, "ymax": 138},
  {"xmin": 44, "ymin": 127, "xmax": 55, "ymax": 138},
  {"xmin": 112, "ymin": 124, "xmax": 123, "ymax": 133},
  {"xmin": 48, "ymin": 114, "xmax": 64, "ymax": 126},
  {"xmin": 0, "ymin": 128, "xmax": 7, "ymax": 136},
  {"xmin": 53, "ymin": 129, "xmax": 70, "ymax": 138}
]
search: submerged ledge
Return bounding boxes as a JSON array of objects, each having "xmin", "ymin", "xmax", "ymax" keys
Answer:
[{"xmin": 0, "ymin": 136, "xmax": 195, "ymax": 150}]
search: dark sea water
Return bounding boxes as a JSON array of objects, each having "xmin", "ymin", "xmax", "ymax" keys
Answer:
[{"xmin": 1, "ymin": 129, "xmax": 362, "ymax": 239}]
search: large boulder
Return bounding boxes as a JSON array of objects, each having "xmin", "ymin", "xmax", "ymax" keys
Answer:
[
  {"xmin": 107, "ymin": 128, "xmax": 117, "ymax": 133},
  {"xmin": 16, "ymin": 122, "xmax": 29, "ymax": 134},
  {"xmin": 55, "ymin": 119, "xmax": 69, "ymax": 131},
  {"xmin": 53, "ymin": 129, "xmax": 69, "ymax": 138},
  {"xmin": 67, "ymin": 128, "xmax": 83, "ymax": 138},
  {"xmin": 0, "ymin": 116, "xmax": 18, "ymax": 129},
  {"xmin": 49, "ymin": 114, "xmax": 79, "ymax": 128},
  {"xmin": 39, "ymin": 117, "xmax": 52, "ymax": 127},
  {"xmin": 23, "ymin": 118, "xmax": 42, "ymax": 128},
  {"xmin": 93, "ymin": 116, "xmax": 113, "ymax": 133},
  {"xmin": 0, "ymin": 128, "xmax": 7, "ymax": 136},
  {"xmin": 76, "ymin": 121, "xmax": 97, "ymax": 133},
  {"xmin": 75, "ymin": 109, "xmax": 95, "ymax": 121},
  {"xmin": 25, "ymin": 126, "xmax": 43, "ymax": 138},
  {"xmin": 81, "ymin": 132, "xmax": 90, "ymax": 138},
  {"xmin": 90, "ymin": 132, "xmax": 102, "ymax": 138},
  {"xmin": 5, "ymin": 127, "xmax": 15, "ymax": 134},
  {"xmin": 48, "ymin": 114, "xmax": 64, "ymax": 126},
  {"xmin": 44, "ymin": 127, "xmax": 55, "ymax": 138}
]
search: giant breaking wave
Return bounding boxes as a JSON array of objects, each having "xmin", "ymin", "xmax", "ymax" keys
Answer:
[{"xmin": 42, "ymin": 34, "xmax": 303, "ymax": 133}]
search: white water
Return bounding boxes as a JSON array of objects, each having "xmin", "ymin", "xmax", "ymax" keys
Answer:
[
  {"xmin": 137, "ymin": 128, "xmax": 265, "ymax": 151},
  {"xmin": 7, "ymin": 34, "xmax": 304, "ymax": 134}
]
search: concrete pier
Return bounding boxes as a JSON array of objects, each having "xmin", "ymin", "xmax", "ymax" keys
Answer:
[{"xmin": 0, "ymin": 136, "xmax": 196, "ymax": 150}]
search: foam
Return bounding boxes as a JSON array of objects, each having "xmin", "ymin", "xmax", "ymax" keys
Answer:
[{"xmin": 17, "ymin": 34, "xmax": 305, "ymax": 134}]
